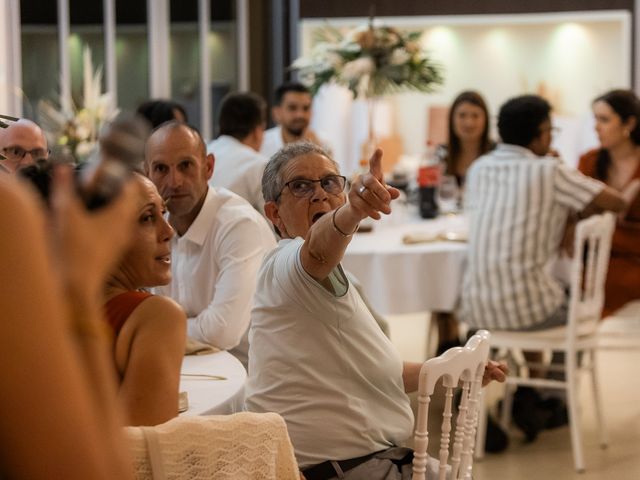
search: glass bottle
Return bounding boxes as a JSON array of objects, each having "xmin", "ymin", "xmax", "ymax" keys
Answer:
[{"xmin": 418, "ymin": 142, "xmax": 441, "ymax": 219}]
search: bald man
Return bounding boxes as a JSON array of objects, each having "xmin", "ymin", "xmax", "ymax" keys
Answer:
[{"xmin": 0, "ymin": 119, "xmax": 49, "ymax": 174}]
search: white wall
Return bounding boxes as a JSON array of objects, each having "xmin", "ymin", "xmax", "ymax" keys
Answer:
[{"xmin": 301, "ymin": 11, "xmax": 631, "ymax": 172}]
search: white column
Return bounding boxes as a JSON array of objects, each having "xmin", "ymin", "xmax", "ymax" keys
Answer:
[
  {"xmin": 147, "ymin": 0, "xmax": 170, "ymax": 97},
  {"xmin": 635, "ymin": 0, "xmax": 640, "ymax": 93},
  {"xmin": 58, "ymin": 0, "xmax": 71, "ymax": 114},
  {"xmin": 237, "ymin": 0, "xmax": 249, "ymax": 91},
  {"xmin": 199, "ymin": 0, "xmax": 211, "ymax": 141},
  {"xmin": 0, "ymin": 0, "xmax": 22, "ymax": 116},
  {"xmin": 104, "ymin": 0, "xmax": 117, "ymax": 107}
]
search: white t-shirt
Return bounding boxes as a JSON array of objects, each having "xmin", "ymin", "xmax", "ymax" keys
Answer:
[
  {"xmin": 260, "ymin": 126, "xmax": 332, "ymax": 159},
  {"xmin": 460, "ymin": 144, "xmax": 604, "ymax": 330},
  {"xmin": 207, "ymin": 135, "xmax": 268, "ymax": 217},
  {"xmin": 245, "ymin": 238, "xmax": 414, "ymax": 468},
  {"xmin": 156, "ymin": 187, "xmax": 276, "ymax": 366}
]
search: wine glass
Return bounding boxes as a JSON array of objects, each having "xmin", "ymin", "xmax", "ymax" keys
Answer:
[{"xmin": 437, "ymin": 175, "xmax": 460, "ymax": 214}]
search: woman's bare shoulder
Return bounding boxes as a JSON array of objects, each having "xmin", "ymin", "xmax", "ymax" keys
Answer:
[{"xmin": 129, "ymin": 294, "xmax": 186, "ymax": 330}]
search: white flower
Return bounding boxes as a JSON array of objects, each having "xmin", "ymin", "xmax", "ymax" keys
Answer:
[
  {"xmin": 75, "ymin": 140, "xmax": 96, "ymax": 159},
  {"xmin": 390, "ymin": 48, "xmax": 410, "ymax": 65},
  {"xmin": 341, "ymin": 57, "xmax": 375, "ymax": 81},
  {"xmin": 325, "ymin": 51, "xmax": 344, "ymax": 69}
]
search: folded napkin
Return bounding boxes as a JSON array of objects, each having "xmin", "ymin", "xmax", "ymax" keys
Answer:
[
  {"xmin": 184, "ymin": 337, "xmax": 220, "ymax": 356},
  {"xmin": 178, "ymin": 391, "xmax": 189, "ymax": 413},
  {"xmin": 402, "ymin": 230, "xmax": 467, "ymax": 245}
]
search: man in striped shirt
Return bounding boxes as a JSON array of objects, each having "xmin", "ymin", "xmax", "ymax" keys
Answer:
[{"xmin": 460, "ymin": 95, "xmax": 625, "ymax": 331}]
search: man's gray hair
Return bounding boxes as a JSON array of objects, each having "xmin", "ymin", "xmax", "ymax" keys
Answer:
[{"xmin": 261, "ymin": 140, "xmax": 339, "ymax": 203}]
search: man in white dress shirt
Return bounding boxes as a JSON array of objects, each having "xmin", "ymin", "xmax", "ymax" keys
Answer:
[
  {"xmin": 260, "ymin": 82, "xmax": 331, "ymax": 159},
  {"xmin": 146, "ymin": 121, "xmax": 276, "ymax": 366},
  {"xmin": 208, "ymin": 92, "xmax": 269, "ymax": 216}
]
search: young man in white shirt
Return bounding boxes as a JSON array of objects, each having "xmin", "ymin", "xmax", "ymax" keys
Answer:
[
  {"xmin": 260, "ymin": 82, "xmax": 331, "ymax": 158},
  {"xmin": 207, "ymin": 92, "xmax": 269, "ymax": 217},
  {"xmin": 146, "ymin": 121, "xmax": 276, "ymax": 366}
]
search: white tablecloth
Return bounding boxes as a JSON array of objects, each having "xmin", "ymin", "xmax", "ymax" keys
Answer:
[
  {"xmin": 179, "ymin": 351, "xmax": 247, "ymax": 416},
  {"xmin": 343, "ymin": 209, "xmax": 468, "ymax": 315}
]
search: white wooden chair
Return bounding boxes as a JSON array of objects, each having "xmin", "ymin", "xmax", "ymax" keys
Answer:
[
  {"xmin": 475, "ymin": 212, "xmax": 615, "ymax": 472},
  {"xmin": 412, "ymin": 329, "xmax": 491, "ymax": 480}
]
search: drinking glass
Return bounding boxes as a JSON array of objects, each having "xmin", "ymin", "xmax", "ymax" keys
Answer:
[{"xmin": 437, "ymin": 175, "xmax": 460, "ymax": 214}]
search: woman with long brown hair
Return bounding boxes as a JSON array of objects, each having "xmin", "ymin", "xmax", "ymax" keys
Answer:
[{"xmin": 578, "ymin": 89, "xmax": 640, "ymax": 316}]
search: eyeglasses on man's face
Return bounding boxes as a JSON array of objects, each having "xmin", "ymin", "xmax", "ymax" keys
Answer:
[
  {"xmin": 276, "ymin": 174, "xmax": 347, "ymax": 201},
  {"xmin": 1, "ymin": 146, "xmax": 50, "ymax": 161}
]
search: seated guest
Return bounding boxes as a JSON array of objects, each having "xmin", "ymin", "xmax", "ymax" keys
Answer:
[
  {"xmin": 440, "ymin": 90, "xmax": 494, "ymax": 187},
  {"xmin": 208, "ymin": 92, "xmax": 269, "ymax": 216},
  {"xmin": 460, "ymin": 94, "xmax": 625, "ymax": 333},
  {"xmin": 260, "ymin": 82, "xmax": 331, "ymax": 158},
  {"xmin": 136, "ymin": 99, "xmax": 188, "ymax": 129},
  {"xmin": 245, "ymin": 141, "xmax": 506, "ymax": 478},
  {"xmin": 146, "ymin": 121, "xmax": 276, "ymax": 367},
  {"xmin": 1, "ymin": 168, "xmax": 136, "ymax": 478},
  {"xmin": 460, "ymin": 94, "xmax": 626, "ymax": 442},
  {"xmin": 0, "ymin": 118, "xmax": 49, "ymax": 174},
  {"xmin": 434, "ymin": 90, "xmax": 495, "ymax": 354},
  {"xmin": 104, "ymin": 173, "xmax": 186, "ymax": 426},
  {"xmin": 578, "ymin": 89, "xmax": 640, "ymax": 316}
]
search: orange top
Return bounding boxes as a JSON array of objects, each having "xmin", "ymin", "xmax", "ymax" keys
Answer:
[
  {"xmin": 104, "ymin": 291, "xmax": 153, "ymax": 337},
  {"xmin": 578, "ymin": 149, "xmax": 640, "ymax": 316}
]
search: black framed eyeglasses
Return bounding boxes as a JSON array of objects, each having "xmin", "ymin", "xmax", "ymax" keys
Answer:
[
  {"xmin": 276, "ymin": 174, "xmax": 347, "ymax": 201},
  {"xmin": 1, "ymin": 146, "xmax": 51, "ymax": 161}
]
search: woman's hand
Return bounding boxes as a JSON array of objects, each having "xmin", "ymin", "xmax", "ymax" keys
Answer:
[
  {"xmin": 348, "ymin": 149, "xmax": 400, "ymax": 221},
  {"xmin": 50, "ymin": 165, "xmax": 139, "ymax": 300}
]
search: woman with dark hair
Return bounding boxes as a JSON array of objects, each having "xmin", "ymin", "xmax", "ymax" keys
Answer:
[
  {"xmin": 136, "ymin": 99, "xmax": 188, "ymax": 129},
  {"xmin": 104, "ymin": 173, "xmax": 186, "ymax": 426},
  {"xmin": 440, "ymin": 90, "xmax": 494, "ymax": 186},
  {"xmin": 434, "ymin": 92, "xmax": 495, "ymax": 357},
  {"xmin": 578, "ymin": 89, "xmax": 640, "ymax": 316}
]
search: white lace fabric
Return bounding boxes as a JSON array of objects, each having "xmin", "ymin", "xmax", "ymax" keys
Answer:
[{"xmin": 125, "ymin": 412, "xmax": 299, "ymax": 479}]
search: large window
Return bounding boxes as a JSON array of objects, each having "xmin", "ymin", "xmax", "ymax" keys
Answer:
[{"xmin": 17, "ymin": 0, "xmax": 243, "ymax": 137}]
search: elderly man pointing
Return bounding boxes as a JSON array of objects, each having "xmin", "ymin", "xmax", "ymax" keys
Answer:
[{"xmin": 245, "ymin": 142, "xmax": 506, "ymax": 480}]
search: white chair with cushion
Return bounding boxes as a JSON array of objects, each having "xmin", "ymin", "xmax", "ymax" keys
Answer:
[
  {"xmin": 475, "ymin": 212, "xmax": 615, "ymax": 472},
  {"xmin": 412, "ymin": 329, "xmax": 491, "ymax": 480}
]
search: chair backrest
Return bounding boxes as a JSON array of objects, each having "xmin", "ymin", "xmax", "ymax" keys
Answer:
[
  {"xmin": 125, "ymin": 412, "xmax": 299, "ymax": 480},
  {"xmin": 412, "ymin": 330, "xmax": 491, "ymax": 480},
  {"xmin": 566, "ymin": 213, "xmax": 616, "ymax": 338}
]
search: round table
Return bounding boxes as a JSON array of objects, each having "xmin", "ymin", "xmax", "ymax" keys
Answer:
[
  {"xmin": 343, "ymin": 208, "xmax": 468, "ymax": 315},
  {"xmin": 179, "ymin": 350, "xmax": 247, "ymax": 416}
]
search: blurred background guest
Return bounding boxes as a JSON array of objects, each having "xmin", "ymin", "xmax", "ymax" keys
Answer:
[
  {"xmin": 578, "ymin": 89, "xmax": 640, "ymax": 317},
  {"xmin": 260, "ymin": 82, "xmax": 331, "ymax": 158},
  {"xmin": 434, "ymin": 91, "xmax": 494, "ymax": 355},
  {"xmin": 0, "ymin": 118, "xmax": 49, "ymax": 174},
  {"xmin": 0, "ymin": 168, "xmax": 136, "ymax": 479},
  {"xmin": 208, "ymin": 92, "xmax": 269, "ymax": 216},
  {"xmin": 136, "ymin": 99, "xmax": 188, "ymax": 129},
  {"xmin": 104, "ymin": 173, "xmax": 186, "ymax": 426},
  {"xmin": 440, "ymin": 90, "xmax": 494, "ymax": 187}
]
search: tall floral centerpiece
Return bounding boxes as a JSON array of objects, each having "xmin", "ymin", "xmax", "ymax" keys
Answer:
[
  {"xmin": 38, "ymin": 47, "xmax": 117, "ymax": 163},
  {"xmin": 292, "ymin": 18, "xmax": 444, "ymax": 155}
]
